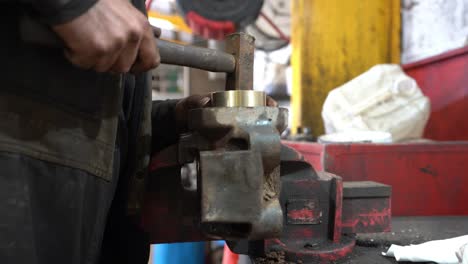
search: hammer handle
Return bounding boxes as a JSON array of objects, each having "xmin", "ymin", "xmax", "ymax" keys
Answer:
[{"xmin": 20, "ymin": 16, "xmax": 236, "ymax": 73}]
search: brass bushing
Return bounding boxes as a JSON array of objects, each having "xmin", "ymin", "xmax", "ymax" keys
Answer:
[{"xmin": 211, "ymin": 90, "xmax": 266, "ymax": 107}]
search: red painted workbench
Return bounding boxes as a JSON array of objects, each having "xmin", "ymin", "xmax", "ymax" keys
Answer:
[
  {"xmin": 403, "ymin": 46, "xmax": 468, "ymax": 140},
  {"xmin": 285, "ymin": 141, "xmax": 468, "ymax": 216},
  {"xmin": 283, "ymin": 47, "xmax": 468, "ymax": 217}
]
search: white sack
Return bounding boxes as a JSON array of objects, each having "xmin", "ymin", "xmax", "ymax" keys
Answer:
[{"xmin": 322, "ymin": 64, "xmax": 430, "ymax": 142}]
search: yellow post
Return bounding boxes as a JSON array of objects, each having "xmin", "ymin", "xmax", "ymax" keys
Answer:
[{"xmin": 291, "ymin": 0, "xmax": 400, "ymax": 136}]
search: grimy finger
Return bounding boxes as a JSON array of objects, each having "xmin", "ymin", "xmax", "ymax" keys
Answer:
[
  {"xmin": 131, "ymin": 28, "xmax": 160, "ymax": 73},
  {"xmin": 185, "ymin": 94, "xmax": 211, "ymax": 109},
  {"xmin": 267, "ymin": 96, "xmax": 278, "ymax": 107},
  {"xmin": 152, "ymin": 26, "xmax": 162, "ymax": 38},
  {"xmin": 94, "ymin": 47, "xmax": 124, "ymax": 72},
  {"xmin": 110, "ymin": 36, "xmax": 141, "ymax": 73},
  {"xmin": 65, "ymin": 50, "xmax": 96, "ymax": 70}
]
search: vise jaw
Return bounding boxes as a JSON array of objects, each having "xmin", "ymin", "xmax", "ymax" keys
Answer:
[{"xmin": 179, "ymin": 91, "xmax": 288, "ymax": 240}]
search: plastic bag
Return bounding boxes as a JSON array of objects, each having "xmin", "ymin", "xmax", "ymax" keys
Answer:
[{"xmin": 322, "ymin": 64, "xmax": 430, "ymax": 142}]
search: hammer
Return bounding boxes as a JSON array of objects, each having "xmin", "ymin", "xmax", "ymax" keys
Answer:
[{"xmin": 20, "ymin": 16, "xmax": 254, "ymax": 90}]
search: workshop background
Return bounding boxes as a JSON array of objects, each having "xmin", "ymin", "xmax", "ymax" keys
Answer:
[{"xmin": 146, "ymin": 0, "xmax": 468, "ymax": 263}]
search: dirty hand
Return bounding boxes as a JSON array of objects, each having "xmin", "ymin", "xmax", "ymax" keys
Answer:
[
  {"xmin": 175, "ymin": 95, "xmax": 211, "ymax": 133},
  {"xmin": 52, "ymin": 0, "xmax": 159, "ymax": 73},
  {"xmin": 175, "ymin": 94, "xmax": 278, "ymax": 133},
  {"xmin": 266, "ymin": 96, "xmax": 278, "ymax": 107}
]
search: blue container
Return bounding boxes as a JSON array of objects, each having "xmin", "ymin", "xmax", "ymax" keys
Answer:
[{"xmin": 152, "ymin": 242, "xmax": 205, "ymax": 264}]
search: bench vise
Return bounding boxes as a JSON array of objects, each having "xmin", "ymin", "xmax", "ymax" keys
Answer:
[
  {"xmin": 18, "ymin": 17, "xmax": 391, "ymax": 262},
  {"xmin": 141, "ymin": 33, "xmax": 392, "ymax": 263}
]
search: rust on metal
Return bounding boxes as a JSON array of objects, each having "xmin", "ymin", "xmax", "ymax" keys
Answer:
[
  {"xmin": 158, "ymin": 39, "xmax": 236, "ymax": 72},
  {"xmin": 228, "ymin": 146, "xmax": 392, "ymax": 263},
  {"xmin": 139, "ymin": 30, "xmax": 393, "ymax": 263},
  {"xmin": 186, "ymin": 106, "xmax": 287, "ymax": 240},
  {"xmin": 286, "ymin": 198, "xmax": 322, "ymax": 224},
  {"xmin": 225, "ymin": 32, "xmax": 255, "ymax": 90}
]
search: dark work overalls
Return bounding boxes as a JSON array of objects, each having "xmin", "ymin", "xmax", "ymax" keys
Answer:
[{"xmin": 0, "ymin": 1, "xmax": 179, "ymax": 263}]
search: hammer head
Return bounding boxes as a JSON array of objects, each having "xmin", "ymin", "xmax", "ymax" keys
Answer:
[{"xmin": 225, "ymin": 33, "xmax": 255, "ymax": 91}]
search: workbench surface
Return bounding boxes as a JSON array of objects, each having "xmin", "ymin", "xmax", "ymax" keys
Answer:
[{"xmin": 338, "ymin": 216, "xmax": 468, "ymax": 264}]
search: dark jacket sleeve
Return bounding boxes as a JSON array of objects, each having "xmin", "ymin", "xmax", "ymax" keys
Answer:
[
  {"xmin": 151, "ymin": 99, "xmax": 180, "ymax": 153},
  {"xmin": 25, "ymin": 0, "xmax": 98, "ymax": 25},
  {"xmin": 22, "ymin": 0, "xmax": 148, "ymax": 25}
]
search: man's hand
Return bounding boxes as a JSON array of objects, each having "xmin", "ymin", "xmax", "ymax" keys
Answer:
[
  {"xmin": 175, "ymin": 94, "xmax": 278, "ymax": 133},
  {"xmin": 52, "ymin": 0, "xmax": 159, "ymax": 73},
  {"xmin": 175, "ymin": 95, "xmax": 211, "ymax": 133}
]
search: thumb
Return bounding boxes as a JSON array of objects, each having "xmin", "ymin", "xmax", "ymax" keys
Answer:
[
  {"xmin": 185, "ymin": 94, "xmax": 211, "ymax": 109},
  {"xmin": 176, "ymin": 94, "xmax": 211, "ymax": 133}
]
